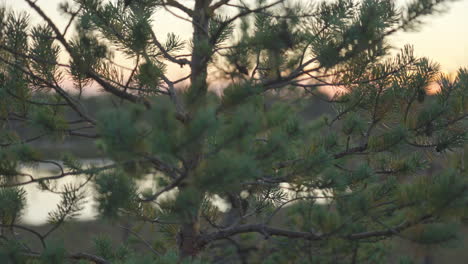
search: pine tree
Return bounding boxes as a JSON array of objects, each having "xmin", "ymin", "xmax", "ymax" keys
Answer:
[{"xmin": 0, "ymin": 0, "xmax": 467, "ymax": 263}]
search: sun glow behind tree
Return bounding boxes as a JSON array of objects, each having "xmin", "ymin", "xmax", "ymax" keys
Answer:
[
  {"xmin": 3, "ymin": 0, "xmax": 468, "ymax": 96},
  {"xmin": 1, "ymin": 0, "xmax": 468, "ymax": 263}
]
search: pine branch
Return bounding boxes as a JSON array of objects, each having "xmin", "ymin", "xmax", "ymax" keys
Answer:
[
  {"xmin": 23, "ymin": 0, "xmax": 151, "ymax": 109},
  {"xmin": 0, "ymin": 163, "xmax": 117, "ymax": 187},
  {"xmin": 139, "ymin": 172, "xmax": 187, "ymax": 202},
  {"xmin": 210, "ymin": 0, "xmax": 285, "ymax": 46},
  {"xmin": 0, "ymin": 56, "xmax": 97, "ymax": 125},
  {"xmin": 149, "ymin": 28, "xmax": 190, "ymax": 66}
]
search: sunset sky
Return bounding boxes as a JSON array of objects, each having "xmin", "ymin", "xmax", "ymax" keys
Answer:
[{"xmin": 2, "ymin": 0, "xmax": 468, "ymax": 81}]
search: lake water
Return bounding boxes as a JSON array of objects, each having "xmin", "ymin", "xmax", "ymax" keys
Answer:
[
  {"xmin": 18, "ymin": 159, "xmax": 326, "ymax": 225},
  {"xmin": 18, "ymin": 159, "xmax": 157, "ymax": 225}
]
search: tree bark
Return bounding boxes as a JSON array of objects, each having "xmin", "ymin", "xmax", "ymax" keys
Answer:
[
  {"xmin": 178, "ymin": 221, "xmax": 201, "ymax": 257},
  {"xmin": 176, "ymin": 0, "xmax": 213, "ymax": 258},
  {"xmin": 190, "ymin": 0, "xmax": 212, "ymax": 100}
]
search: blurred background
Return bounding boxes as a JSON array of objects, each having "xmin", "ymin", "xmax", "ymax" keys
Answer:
[{"xmin": 2, "ymin": 0, "xmax": 468, "ymax": 263}]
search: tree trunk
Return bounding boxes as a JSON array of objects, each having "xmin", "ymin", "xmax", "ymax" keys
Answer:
[
  {"xmin": 190, "ymin": 0, "xmax": 212, "ymax": 100},
  {"xmin": 178, "ymin": 221, "xmax": 201, "ymax": 257},
  {"xmin": 176, "ymin": 0, "xmax": 212, "ymax": 259}
]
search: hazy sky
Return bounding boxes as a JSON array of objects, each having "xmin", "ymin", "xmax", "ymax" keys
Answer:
[{"xmin": 2, "ymin": 0, "xmax": 468, "ymax": 77}]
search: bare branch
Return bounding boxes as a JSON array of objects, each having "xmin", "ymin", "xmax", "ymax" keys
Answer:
[
  {"xmin": 24, "ymin": 252, "xmax": 110, "ymax": 264},
  {"xmin": 139, "ymin": 172, "xmax": 186, "ymax": 202},
  {"xmin": 118, "ymin": 225, "xmax": 161, "ymax": 256},
  {"xmin": 200, "ymin": 224, "xmax": 322, "ymax": 246},
  {"xmin": 210, "ymin": 0, "xmax": 231, "ymax": 11},
  {"xmin": 0, "ymin": 224, "xmax": 46, "ymax": 249},
  {"xmin": 164, "ymin": 0, "xmax": 194, "ymax": 17}
]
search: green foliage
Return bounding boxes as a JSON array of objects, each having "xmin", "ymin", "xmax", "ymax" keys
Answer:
[
  {"xmin": 93, "ymin": 235, "xmax": 131, "ymax": 262},
  {"xmin": 149, "ymin": 98, "xmax": 180, "ymax": 163},
  {"xmin": 61, "ymin": 153, "xmax": 83, "ymax": 172},
  {"xmin": 399, "ymin": 256, "xmax": 416, "ymax": 264},
  {"xmin": 408, "ymin": 222, "xmax": 459, "ymax": 245},
  {"xmin": 94, "ymin": 170, "xmax": 137, "ymax": 219},
  {"xmin": 40, "ymin": 240, "xmax": 67, "ymax": 264},
  {"xmin": 0, "ymin": 145, "xmax": 41, "ymax": 176},
  {"xmin": 374, "ymin": 153, "xmax": 427, "ymax": 175},
  {"xmin": 221, "ymin": 83, "xmax": 261, "ymax": 108},
  {"xmin": 137, "ymin": 61, "xmax": 163, "ymax": 89},
  {"xmin": 69, "ymin": 33, "xmax": 108, "ymax": 82},
  {"xmin": 3, "ymin": 11, "xmax": 29, "ymax": 55},
  {"xmin": 96, "ymin": 107, "xmax": 149, "ymax": 160},
  {"xmin": 196, "ymin": 150, "xmax": 260, "ymax": 192},
  {"xmin": 30, "ymin": 25, "xmax": 61, "ymax": 82},
  {"xmin": 30, "ymin": 106, "xmax": 68, "ymax": 139},
  {"xmin": 210, "ymin": 15, "xmax": 235, "ymax": 49},
  {"xmin": 342, "ymin": 112, "xmax": 366, "ymax": 135},
  {"xmin": 0, "ymin": 240, "xmax": 27, "ymax": 264},
  {"xmin": 182, "ymin": 104, "xmax": 218, "ymax": 149},
  {"xmin": 368, "ymin": 126, "xmax": 407, "ymax": 151},
  {"xmin": 0, "ymin": 0, "xmax": 467, "ymax": 263},
  {"xmin": 47, "ymin": 184, "xmax": 86, "ymax": 224},
  {"xmin": 0, "ymin": 187, "xmax": 26, "ymax": 225}
]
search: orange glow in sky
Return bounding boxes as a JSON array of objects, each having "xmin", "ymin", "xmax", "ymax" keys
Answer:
[{"xmin": 2, "ymin": 0, "xmax": 468, "ymax": 95}]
